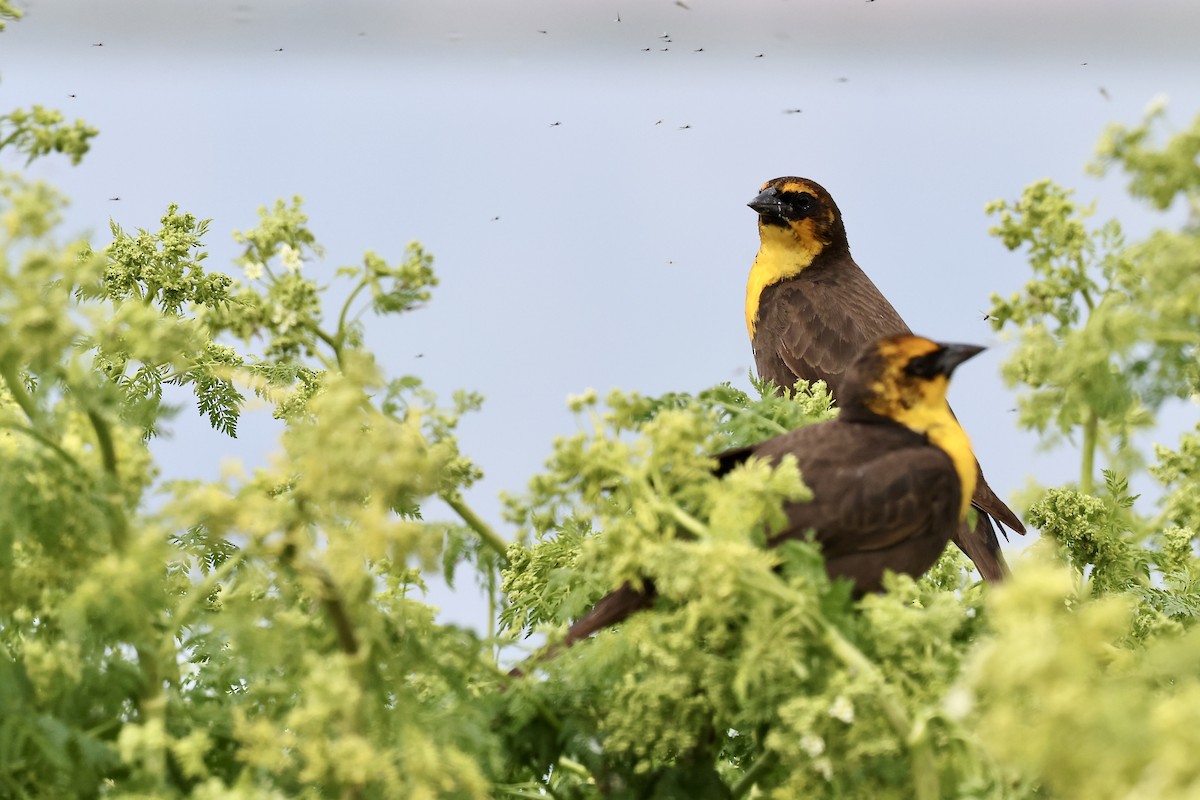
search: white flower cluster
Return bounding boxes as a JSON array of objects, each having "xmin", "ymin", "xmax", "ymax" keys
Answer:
[{"xmin": 280, "ymin": 244, "xmax": 303, "ymax": 274}]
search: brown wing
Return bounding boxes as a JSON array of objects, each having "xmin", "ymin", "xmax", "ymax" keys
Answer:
[
  {"xmin": 752, "ymin": 258, "xmax": 910, "ymax": 395},
  {"xmin": 731, "ymin": 420, "xmax": 962, "ymax": 593}
]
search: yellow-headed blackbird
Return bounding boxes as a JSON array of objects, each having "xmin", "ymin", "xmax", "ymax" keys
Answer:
[
  {"xmin": 745, "ymin": 177, "xmax": 1024, "ymax": 581},
  {"xmin": 549, "ymin": 334, "xmax": 983, "ymax": 654}
]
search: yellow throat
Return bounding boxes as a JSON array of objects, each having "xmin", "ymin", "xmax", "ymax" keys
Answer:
[
  {"xmin": 745, "ymin": 219, "xmax": 824, "ymax": 338},
  {"xmin": 867, "ymin": 375, "xmax": 977, "ymax": 520}
]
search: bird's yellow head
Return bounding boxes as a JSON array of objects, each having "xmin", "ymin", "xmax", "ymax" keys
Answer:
[
  {"xmin": 745, "ymin": 177, "xmax": 849, "ymax": 337},
  {"xmin": 842, "ymin": 335, "xmax": 983, "ymax": 518}
]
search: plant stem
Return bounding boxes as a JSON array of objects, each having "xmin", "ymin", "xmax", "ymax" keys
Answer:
[
  {"xmin": 1081, "ymin": 409, "xmax": 1097, "ymax": 494},
  {"xmin": 731, "ymin": 750, "xmax": 777, "ymax": 798},
  {"xmin": 86, "ymin": 407, "xmax": 130, "ymax": 550},
  {"xmin": 443, "ymin": 493, "xmax": 509, "ymax": 566},
  {"xmin": 1151, "ymin": 330, "xmax": 1200, "ymax": 345},
  {"xmin": 314, "ymin": 566, "xmax": 360, "ymax": 656},
  {"xmin": 336, "ymin": 278, "xmax": 369, "ymax": 348},
  {"xmin": 712, "ymin": 400, "xmax": 789, "ymax": 436},
  {"xmin": 134, "ymin": 645, "xmax": 169, "ymax": 778},
  {"xmin": 645, "ymin": 472, "xmax": 711, "ymax": 538},
  {"xmin": 657, "ymin": 497, "xmax": 711, "ymax": 538},
  {"xmin": 312, "ymin": 324, "xmax": 344, "ymax": 369},
  {"xmin": 312, "ymin": 277, "xmax": 370, "ymax": 372},
  {"xmin": 0, "ymin": 421, "xmax": 88, "ymax": 476},
  {"xmin": 0, "ymin": 361, "xmax": 41, "ymax": 424},
  {"xmin": 1079, "ymin": 286, "xmax": 1095, "ymax": 312},
  {"xmin": 555, "ymin": 757, "xmax": 591, "ymax": 780},
  {"xmin": 822, "ymin": 624, "xmax": 939, "ymax": 800},
  {"xmin": 87, "ymin": 408, "xmax": 119, "ymax": 478}
]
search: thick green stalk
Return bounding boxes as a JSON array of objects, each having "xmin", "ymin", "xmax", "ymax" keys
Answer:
[
  {"xmin": 87, "ymin": 408, "xmax": 119, "ymax": 479},
  {"xmin": 311, "ymin": 323, "xmax": 344, "ymax": 370},
  {"xmin": 1081, "ymin": 409, "xmax": 1097, "ymax": 495},
  {"xmin": 0, "ymin": 360, "xmax": 41, "ymax": 424},
  {"xmin": 85, "ymin": 408, "xmax": 129, "ymax": 551},
  {"xmin": 731, "ymin": 750, "xmax": 777, "ymax": 798},
  {"xmin": 443, "ymin": 493, "xmax": 509, "ymax": 566}
]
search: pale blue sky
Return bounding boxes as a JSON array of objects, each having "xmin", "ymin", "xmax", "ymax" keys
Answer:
[{"xmin": 4, "ymin": 0, "xmax": 1200, "ymax": 626}]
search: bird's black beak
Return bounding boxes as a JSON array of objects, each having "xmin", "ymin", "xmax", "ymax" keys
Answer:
[
  {"xmin": 748, "ymin": 187, "xmax": 786, "ymax": 217},
  {"xmin": 933, "ymin": 342, "xmax": 986, "ymax": 376}
]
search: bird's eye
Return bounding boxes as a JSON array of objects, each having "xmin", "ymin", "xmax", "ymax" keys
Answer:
[
  {"xmin": 904, "ymin": 353, "xmax": 940, "ymax": 379},
  {"xmin": 780, "ymin": 191, "xmax": 816, "ymax": 217}
]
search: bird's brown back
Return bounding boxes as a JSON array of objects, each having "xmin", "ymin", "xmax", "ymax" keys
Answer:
[
  {"xmin": 717, "ymin": 416, "xmax": 962, "ymax": 593},
  {"xmin": 752, "ymin": 256, "xmax": 911, "ymax": 394}
]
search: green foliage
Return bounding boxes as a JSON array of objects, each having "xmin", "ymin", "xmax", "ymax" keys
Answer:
[
  {"xmin": 7, "ymin": 18, "xmax": 1200, "ymax": 796},
  {"xmin": 0, "ymin": 81, "xmax": 503, "ymax": 794},
  {"xmin": 1091, "ymin": 98, "xmax": 1200, "ymax": 212},
  {"xmin": 1025, "ymin": 470, "xmax": 1148, "ymax": 596},
  {"xmin": 97, "ymin": 207, "xmax": 242, "ymax": 436},
  {"xmin": 961, "ymin": 102, "xmax": 1200, "ymax": 800},
  {"xmin": 0, "ymin": 105, "xmax": 98, "ymax": 165},
  {"xmin": 0, "ymin": 0, "xmax": 18, "ymax": 31},
  {"xmin": 985, "ymin": 179, "xmax": 1143, "ymax": 488},
  {"xmin": 208, "ymin": 196, "xmax": 438, "ymax": 371},
  {"xmin": 497, "ymin": 385, "xmax": 1005, "ymax": 799},
  {"xmin": 966, "ymin": 554, "xmax": 1200, "ymax": 800},
  {"xmin": 987, "ymin": 103, "xmax": 1200, "ymax": 493}
]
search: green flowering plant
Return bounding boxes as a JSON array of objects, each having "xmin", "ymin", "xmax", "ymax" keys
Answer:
[{"xmin": 5, "ymin": 11, "xmax": 1200, "ymax": 795}]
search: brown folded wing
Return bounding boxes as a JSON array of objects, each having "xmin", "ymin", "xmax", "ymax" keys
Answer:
[{"xmin": 722, "ymin": 419, "xmax": 962, "ymax": 593}]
